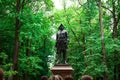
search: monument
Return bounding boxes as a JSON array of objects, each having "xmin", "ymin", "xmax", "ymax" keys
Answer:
[
  {"xmin": 55, "ymin": 24, "xmax": 69, "ymax": 64},
  {"xmin": 51, "ymin": 24, "xmax": 74, "ymax": 79}
]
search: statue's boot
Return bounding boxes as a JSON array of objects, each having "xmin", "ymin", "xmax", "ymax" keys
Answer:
[
  {"xmin": 57, "ymin": 60, "xmax": 60, "ymax": 64},
  {"xmin": 63, "ymin": 60, "xmax": 68, "ymax": 64},
  {"xmin": 63, "ymin": 53, "xmax": 67, "ymax": 64},
  {"xmin": 56, "ymin": 53, "xmax": 61, "ymax": 64}
]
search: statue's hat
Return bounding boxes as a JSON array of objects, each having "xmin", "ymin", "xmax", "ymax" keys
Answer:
[
  {"xmin": 59, "ymin": 24, "xmax": 64, "ymax": 28},
  {"xmin": 60, "ymin": 24, "xmax": 64, "ymax": 27},
  {"xmin": 59, "ymin": 24, "xmax": 64, "ymax": 29}
]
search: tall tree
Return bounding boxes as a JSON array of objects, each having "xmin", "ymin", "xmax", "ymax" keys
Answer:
[
  {"xmin": 112, "ymin": 0, "xmax": 120, "ymax": 79},
  {"xmin": 12, "ymin": 0, "xmax": 21, "ymax": 80},
  {"xmin": 98, "ymin": 0, "xmax": 108, "ymax": 80}
]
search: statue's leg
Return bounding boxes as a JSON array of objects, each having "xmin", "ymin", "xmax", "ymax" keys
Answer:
[
  {"xmin": 56, "ymin": 49, "xmax": 61, "ymax": 64},
  {"xmin": 57, "ymin": 54, "xmax": 61, "ymax": 64},
  {"xmin": 63, "ymin": 49, "xmax": 67, "ymax": 64}
]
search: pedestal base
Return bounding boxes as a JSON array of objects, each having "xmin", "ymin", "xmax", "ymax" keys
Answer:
[{"xmin": 50, "ymin": 64, "xmax": 74, "ymax": 79}]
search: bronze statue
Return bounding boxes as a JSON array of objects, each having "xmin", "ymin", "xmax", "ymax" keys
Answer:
[{"xmin": 55, "ymin": 24, "xmax": 69, "ymax": 64}]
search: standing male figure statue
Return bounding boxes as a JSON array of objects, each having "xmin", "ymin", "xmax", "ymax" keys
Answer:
[{"xmin": 55, "ymin": 24, "xmax": 69, "ymax": 64}]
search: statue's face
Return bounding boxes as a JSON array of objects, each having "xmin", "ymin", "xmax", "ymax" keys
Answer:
[{"xmin": 59, "ymin": 26, "xmax": 64, "ymax": 31}]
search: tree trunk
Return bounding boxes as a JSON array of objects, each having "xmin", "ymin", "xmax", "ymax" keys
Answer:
[
  {"xmin": 112, "ymin": 0, "xmax": 118, "ymax": 38},
  {"xmin": 23, "ymin": 73, "xmax": 29, "ymax": 80},
  {"xmin": 98, "ymin": 0, "xmax": 108, "ymax": 80},
  {"xmin": 118, "ymin": 65, "xmax": 120, "ymax": 80},
  {"xmin": 112, "ymin": 1, "xmax": 119, "ymax": 80},
  {"xmin": 12, "ymin": 0, "xmax": 21, "ymax": 80},
  {"xmin": 26, "ymin": 39, "xmax": 30, "ymax": 57},
  {"xmin": 23, "ymin": 39, "xmax": 30, "ymax": 80},
  {"xmin": 82, "ymin": 33, "xmax": 87, "ymax": 66}
]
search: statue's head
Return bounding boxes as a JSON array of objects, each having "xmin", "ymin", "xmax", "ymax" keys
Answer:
[{"xmin": 59, "ymin": 24, "xmax": 64, "ymax": 31}]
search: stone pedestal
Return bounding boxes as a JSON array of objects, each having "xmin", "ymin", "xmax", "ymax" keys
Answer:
[{"xmin": 50, "ymin": 64, "xmax": 74, "ymax": 79}]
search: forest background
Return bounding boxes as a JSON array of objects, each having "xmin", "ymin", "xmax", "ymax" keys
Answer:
[{"xmin": 0, "ymin": 0, "xmax": 120, "ymax": 80}]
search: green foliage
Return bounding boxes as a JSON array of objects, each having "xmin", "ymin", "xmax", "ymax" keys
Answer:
[
  {"xmin": 44, "ymin": 0, "xmax": 54, "ymax": 10},
  {"xmin": 0, "ymin": 0, "xmax": 54, "ymax": 79},
  {"xmin": 19, "ymin": 56, "xmax": 43, "ymax": 76},
  {"xmin": 0, "ymin": 52, "xmax": 17, "ymax": 78},
  {"xmin": 82, "ymin": 53, "xmax": 106, "ymax": 77},
  {"xmin": 18, "ymin": 2, "xmax": 54, "ymax": 78}
]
